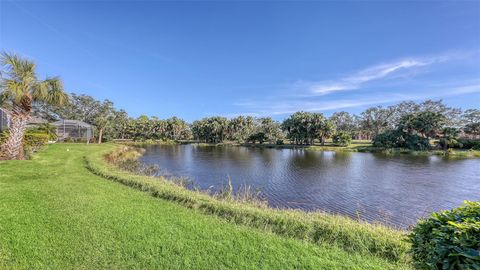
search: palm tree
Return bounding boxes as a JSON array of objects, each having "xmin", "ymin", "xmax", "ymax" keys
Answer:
[{"xmin": 0, "ymin": 52, "xmax": 67, "ymax": 160}]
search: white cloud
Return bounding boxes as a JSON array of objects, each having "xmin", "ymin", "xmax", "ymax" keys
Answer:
[
  {"xmin": 230, "ymin": 51, "xmax": 479, "ymax": 117},
  {"xmin": 233, "ymin": 82, "xmax": 480, "ymax": 116},
  {"xmin": 310, "ymin": 54, "xmax": 463, "ymax": 95}
]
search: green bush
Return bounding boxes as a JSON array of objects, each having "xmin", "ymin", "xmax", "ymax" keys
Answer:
[
  {"xmin": 63, "ymin": 137, "xmax": 75, "ymax": 143},
  {"xmin": 373, "ymin": 130, "xmax": 430, "ymax": 151},
  {"xmin": 373, "ymin": 130, "xmax": 402, "ymax": 148},
  {"xmin": 24, "ymin": 132, "xmax": 49, "ymax": 153},
  {"xmin": 27, "ymin": 123, "xmax": 58, "ymax": 141},
  {"xmin": 247, "ymin": 132, "xmax": 267, "ymax": 144},
  {"xmin": 458, "ymin": 139, "xmax": 480, "ymax": 150},
  {"xmin": 409, "ymin": 201, "xmax": 480, "ymax": 270},
  {"xmin": 438, "ymin": 137, "xmax": 462, "ymax": 150},
  {"xmin": 332, "ymin": 132, "xmax": 352, "ymax": 146},
  {"xmin": 403, "ymin": 134, "xmax": 430, "ymax": 151},
  {"xmin": 0, "ymin": 130, "xmax": 8, "ymax": 145}
]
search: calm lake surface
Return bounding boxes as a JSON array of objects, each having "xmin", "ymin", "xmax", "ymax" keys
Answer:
[{"xmin": 140, "ymin": 144, "xmax": 480, "ymax": 227}]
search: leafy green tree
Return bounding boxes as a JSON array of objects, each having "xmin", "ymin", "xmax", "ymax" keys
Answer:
[
  {"xmin": 282, "ymin": 112, "xmax": 334, "ymax": 145},
  {"xmin": 419, "ymin": 100, "xmax": 461, "ymax": 127},
  {"xmin": 332, "ymin": 132, "xmax": 352, "ymax": 146},
  {"xmin": 315, "ymin": 117, "xmax": 335, "ymax": 146},
  {"xmin": 191, "ymin": 116, "xmax": 229, "ymax": 143},
  {"xmin": 398, "ymin": 111, "xmax": 446, "ymax": 139},
  {"xmin": 462, "ymin": 109, "xmax": 480, "ymax": 138},
  {"xmin": 111, "ymin": 109, "xmax": 130, "ymax": 139},
  {"xmin": 329, "ymin": 111, "xmax": 355, "ymax": 135},
  {"xmin": 246, "ymin": 132, "xmax": 267, "ymax": 144},
  {"xmin": 464, "ymin": 123, "xmax": 480, "ymax": 137},
  {"xmin": 256, "ymin": 117, "xmax": 283, "ymax": 144},
  {"xmin": 93, "ymin": 100, "xmax": 115, "ymax": 143},
  {"xmin": 166, "ymin": 116, "xmax": 191, "ymax": 140},
  {"xmin": 131, "ymin": 115, "xmax": 153, "ymax": 141},
  {"xmin": 55, "ymin": 94, "xmax": 102, "ymax": 123},
  {"xmin": 438, "ymin": 127, "xmax": 461, "ymax": 150},
  {"xmin": 282, "ymin": 112, "xmax": 312, "ymax": 145},
  {"xmin": 0, "ymin": 53, "xmax": 68, "ymax": 159},
  {"xmin": 359, "ymin": 106, "xmax": 393, "ymax": 139},
  {"xmin": 462, "ymin": 109, "xmax": 480, "ymax": 125},
  {"xmin": 228, "ymin": 116, "xmax": 256, "ymax": 142},
  {"xmin": 373, "ymin": 111, "xmax": 446, "ymax": 150}
]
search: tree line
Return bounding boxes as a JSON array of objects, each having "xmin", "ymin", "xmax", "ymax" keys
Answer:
[
  {"xmin": 2, "ymin": 52, "xmax": 479, "ymax": 160},
  {"xmin": 36, "ymin": 92, "xmax": 480, "ymax": 150}
]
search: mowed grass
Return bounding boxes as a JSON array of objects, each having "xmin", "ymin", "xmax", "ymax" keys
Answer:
[{"xmin": 0, "ymin": 144, "xmax": 410, "ymax": 269}]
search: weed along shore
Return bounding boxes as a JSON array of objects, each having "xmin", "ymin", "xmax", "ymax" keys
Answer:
[
  {"xmin": 0, "ymin": 144, "xmax": 412, "ymax": 269},
  {"xmin": 87, "ymin": 145, "xmax": 410, "ymax": 258}
]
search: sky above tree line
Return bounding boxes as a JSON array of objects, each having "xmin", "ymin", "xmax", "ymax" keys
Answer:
[{"xmin": 1, "ymin": 1, "xmax": 479, "ymax": 121}]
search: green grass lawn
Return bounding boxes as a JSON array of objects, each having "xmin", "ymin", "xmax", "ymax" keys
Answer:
[{"xmin": 0, "ymin": 144, "xmax": 410, "ymax": 269}]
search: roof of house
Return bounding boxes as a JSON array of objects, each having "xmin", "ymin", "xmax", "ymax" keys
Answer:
[
  {"xmin": 28, "ymin": 116, "xmax": 48, "ymax": 125},
  {"xmin": 53, "ymin": 119, "xmax": 94, "ymax": 128}
]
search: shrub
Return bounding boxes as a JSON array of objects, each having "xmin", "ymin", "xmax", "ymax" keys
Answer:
[
  {"xmin": 373, "ymin": 130, "xmax": 430, "ymax": 151},
  {"xmin": 403, "ymin": 134, "xmax": 430, "ymax": 151},
  {"xmin": 458, "ymin": 139, "xmax": 480, "ymax": 150},
  {"xmin": 0, "ymin": 130, "xmax": 8, "ymax": 145},
  {"xmin": 247, "ymin": 132, "xmax": 267, "ymax": 144},
  {"xmin": 63, "ymin": 137, "xmax": 75, "ymax": 143},
  {"xmin": 438, "ymin": 137, "xmax": 462, "ymax": 150},
  {"xmin": 24, "ymin": 132, "xmax": 49, "ymax": 153},
  {"xmin": 332, "ymin": 132, "xmax": 352, "ymax": 146},
  {"xmin": 373, "ymin": 130, "xmax": 402, "ymax": 148},
  {"xmin": 27, "ymin": 123, "xmax": 58, "ymax": 141},
  {"xmin": 104, "ymin": 146, "xmax": 158, "ymax": 176},
  {"xmin": 409, "ymin": 201, "xmax": 480, "ymax": 270}
]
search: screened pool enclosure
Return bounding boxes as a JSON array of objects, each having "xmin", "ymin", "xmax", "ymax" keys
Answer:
[
  {"xmin": 54, "ymin": 120, "xmax": 94, "ymax": 142},
  {"xmin": 0, "ymin": 108, "xmax": 9, "ymax": 132}
]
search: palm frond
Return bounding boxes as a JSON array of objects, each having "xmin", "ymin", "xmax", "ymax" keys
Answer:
[
  {"xmin": 1, "ymin": 80, "xmax": 25, "ymax": 104},
  {"xmin": 43, "ymin": 77, "xmax": 68, "ymax": 106},
  {"xmin": 0, "ymin": 52, "xmax": 67, "ymax": 110},
  {"xmin": 1, "ymin": 52, "xmax": 36, "ymax": 87}
]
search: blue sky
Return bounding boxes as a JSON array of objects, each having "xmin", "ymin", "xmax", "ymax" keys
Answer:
[{"xmin": 1, "ymin": 1, "xmax": 479, "ymax": 121}]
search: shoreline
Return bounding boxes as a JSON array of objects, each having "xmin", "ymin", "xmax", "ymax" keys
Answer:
[
  {"xmin": 85, "ymin": 143, "xmax": 410, "ymax": 262},
  {"xmin": 117, "ymin": 139, "xmax": 480, "ymax": 158}
]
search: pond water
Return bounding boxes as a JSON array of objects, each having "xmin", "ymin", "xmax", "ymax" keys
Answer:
[{"xmin": 140, "ymin": 144, "xmax": 480, "ymax": 227}]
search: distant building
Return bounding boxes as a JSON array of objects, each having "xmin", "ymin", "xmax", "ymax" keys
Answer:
[
  {"xmin": 53, "ymin": 119, "xmax": 94, "ymax": 141},
  {"xmin": 27, "ymin": 116, "xmax": 48, "ymax": 128},
  {"xmin": 1, "ymin": 111, "xmax": 95, "ymax": 142},
  {"xmin": 0, "ymin": 108, "xmax": 49, "ymax": 133}
]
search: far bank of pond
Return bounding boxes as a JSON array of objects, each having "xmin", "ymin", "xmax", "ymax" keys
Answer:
[
  {"xmin": 140, "ymin": 144, "xmax": 480, "ymax": 228},
  {"xmin": 124, "ymin": 139, "xmax": 480, "ymax": 158}
]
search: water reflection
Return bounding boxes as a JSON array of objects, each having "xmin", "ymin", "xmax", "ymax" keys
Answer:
[{"xmin": 140, "ymin": 145, "xmax": 480, "ymax": 227}]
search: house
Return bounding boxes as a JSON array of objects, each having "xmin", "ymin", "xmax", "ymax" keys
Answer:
[
  {"xmin": 27, "ymin": 116, "xmax": 48, "ymax": 128},
  {"xmin": 1, "ymin": 109, "xmax": 94, "ymax": 142},
  {"xmin": 0, "ymin": 108, "xmax": 49, "ymax": 133},
  {"xmin": 53, "ymin": 119, "xmax": 94, "ymax": 141}
]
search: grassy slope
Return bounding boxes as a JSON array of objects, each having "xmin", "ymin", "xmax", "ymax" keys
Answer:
[{"xmin": 0, "ymin": 144, "xmax": 409, "ymax": 269}]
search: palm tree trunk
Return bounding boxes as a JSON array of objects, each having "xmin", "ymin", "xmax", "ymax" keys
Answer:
[{"xmin": 1, "ymin": 113, "xmax": 29, "ymax": 160}]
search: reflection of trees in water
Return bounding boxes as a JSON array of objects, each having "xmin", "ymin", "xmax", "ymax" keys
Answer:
[
  {"xmin": 369, "ymin": 152, "xmax": 456, "ymax": 169},
  {"xmin": 143, "ymin": 144, "xmax": 480, "ymax": 228},
  {"xmin": 221, "ymin": 147, "xmax": 280, "ymax": 168},
  {"xmin": 288, "ymin": 150, "xmax": 352, "ymax": 169}
]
